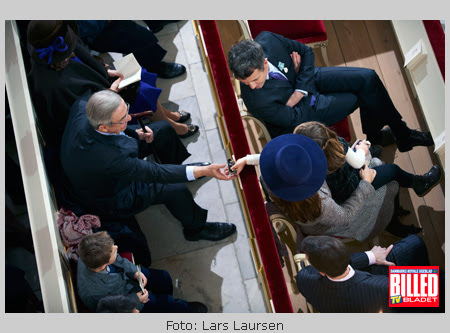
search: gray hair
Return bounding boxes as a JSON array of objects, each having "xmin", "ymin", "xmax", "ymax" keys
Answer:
[
  {"xmin": 228, "ymin": 39, "xmax": 265, "ymax": 79},
  {"xmin": 86, "ymin": 90, "xmax": 122, "ymax": 128}
]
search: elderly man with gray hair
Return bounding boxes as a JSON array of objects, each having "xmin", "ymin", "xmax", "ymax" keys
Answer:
[{"xmin": 60, "ymin": 90, "xmax": 237, "ymax": 242}]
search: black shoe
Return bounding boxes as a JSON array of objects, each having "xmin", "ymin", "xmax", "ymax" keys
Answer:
[
  {"xmin": 187, "ymin": 301, "xmax": 208, "ymax": 313},
  {"xmin": 175, "ymin": 111, "xmax": 191, "ymax": 123},
  {"xmin": 397, "ymin": 206, "xmax": 411, "ymax": 217},
  {"xmin": 370, "ymin": 145, "xmax": 383, "ymax": 159},
  {"xmin": 396, "ymin": 130, "xmax": 434, "ymax": 152},
  {"xmin": 184, "ymin": 222, "xmax": 237, "ymax": 241},
  {"xmin": 386, "ymin": 223, "xmax": 422, "ymax": 238},
  {"xmin": 152, "ymin": 61, "xmax": 186, "ymax": 79},
  {"xmin": 184, "ymin": 162, "xmax": 211, "ymax": 167},
  {"xmin": 412, "ymin": 165, "xmax": 442, "ymax": 197},
  {"xmin": 368, "ymin": 127, "xmax": 396, "ymax": 147},
  {"xmin": 179, "ymin": 124, "xmax": 199, "ymax": 139},
  {"xmin": 144, "ymin": 20, "xmax": 179, "ymax": 34}
]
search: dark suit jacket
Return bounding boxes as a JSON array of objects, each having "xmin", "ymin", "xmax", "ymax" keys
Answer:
[
  {"xmin": 297, "ymin": 252, "xmax": 391, "ymax": 313},
  {"xmin": 77, "ymin": 254, "xmax": 143, "ymax": 312},
  {"xmin": 241, "ymin": 31, "xmax": 318, "ymax": 138},
  {"xmin": 296, "ymin": 235, "xmax": 432, "ymax": 313},
  {"xmin": 60, "ymin": 95, "xmax": 187, "ymax": 217}
]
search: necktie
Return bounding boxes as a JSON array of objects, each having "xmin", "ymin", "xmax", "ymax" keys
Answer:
[{"xmin": 268, "ymin": 71, "xmax": 288, "ymax": 81}]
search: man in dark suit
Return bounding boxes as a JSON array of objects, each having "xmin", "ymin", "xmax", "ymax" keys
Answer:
[
  {"xmin": 228, "ymin": 31, "xmax": 433, "ymax": 152},
  {"xmin": 60, "ymin": 89, "xmax": 236, "ymax": 242},
  {"xmin": 297, "ymin": 234, "xmax": 443, "ymax": 313}
]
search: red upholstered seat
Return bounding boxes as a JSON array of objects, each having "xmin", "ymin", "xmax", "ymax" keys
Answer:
[
  {"xmin": 119, "ymin": 251, "xmax": 134, "ymax": 263},
  {"xmin": 247, "ymin": 20, "xmax": 327, "ymax": 44},
  {"xmin": 423, "ymin": 20, "xmax": 445, "ymax": 81}
]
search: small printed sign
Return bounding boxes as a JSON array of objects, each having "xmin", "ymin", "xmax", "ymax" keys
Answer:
[{"xmin": 389, "ymin": 266, "xmax": 439, "ymax": 308}]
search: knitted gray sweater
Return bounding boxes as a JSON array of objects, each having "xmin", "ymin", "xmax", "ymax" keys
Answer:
[{"xmin": 295, "ymin": 158, "xmax": 399, "ymax": 242}]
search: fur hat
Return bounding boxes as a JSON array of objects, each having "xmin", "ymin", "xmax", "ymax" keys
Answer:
[
  {"xmin": 260, "ymin": 134, "xmax": 327, "ymax": 201},
  {"xmin": 27, "ymin": 20, "xmax": 78, "ymax": 65}
]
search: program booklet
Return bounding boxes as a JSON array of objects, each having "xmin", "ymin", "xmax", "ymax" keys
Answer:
[
  {"xmin": 112, "ymin": 53, "xmax": 142, "ymax": 90},
  {"xmin": 136, "ymin": 265, "xmax": 145, "ymax": 293}
]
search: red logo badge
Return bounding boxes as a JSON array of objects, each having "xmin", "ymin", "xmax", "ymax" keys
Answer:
[{"xmin": 389, "ymin": 266, "xmax": 439, "ymax": 307}]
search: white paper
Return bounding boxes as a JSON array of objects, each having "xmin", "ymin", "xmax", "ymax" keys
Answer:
[
  {"xmin": 404, "ymin": 39, "xmax": 427, "ymax": 68},
  {"xmin": 136, "ymin": 265, "xmax": 145, "ymax": 293},
  {"xmin": 433, "ymin": 131, "xmax": 445, "ymax": 152},
  {"xmin": 113, "ymin": 53, "xmax": 142, "ymax": 89}
]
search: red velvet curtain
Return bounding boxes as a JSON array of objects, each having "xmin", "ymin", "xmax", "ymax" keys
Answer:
[
  {"xmin": 423, "ymin": 20, "xmax": 445, "ymax": 81},
  {"xmin": 198, "ymin": 20, "xmax": 293, "ymax": 313}
]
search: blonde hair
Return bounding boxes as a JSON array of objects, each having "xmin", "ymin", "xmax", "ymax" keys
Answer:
[{"xmin": 294, "ymin": 121, "xmax": 345, "ymax": 173}]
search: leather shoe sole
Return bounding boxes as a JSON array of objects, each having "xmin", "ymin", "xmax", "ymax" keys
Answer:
[
  {"xmin": 397, "ymin": 130, "xmax": 434, "ymax": 152},
  {"xmin": 368, "ymin": 127, "xmax": 396, "ymax": 147},
  {"xmin": 184, "ymin": 222, "xmax": 237, "ymax": 241},
  {"xmin": 153, "ymin": 62, "xmax": 186, "ymax": 79},
  {"xmin": 414, "ymin": 165, "xmax": 442, "ymax": 197}
]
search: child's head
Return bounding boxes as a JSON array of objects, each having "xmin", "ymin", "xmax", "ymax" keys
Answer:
[
  {"xmin": 78, "ymin": 231, "xmax": 117, "ymax": 270},
  {"xmin": 96, "ymin": 294, "xmax": 139, "ymax": 313},
  {"xmin": 294, "ymin": 121, "xmax": 345, "ymax": 173}
]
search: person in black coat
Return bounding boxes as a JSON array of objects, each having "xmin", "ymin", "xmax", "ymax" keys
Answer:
[
  {"xmin": 25, "ymin": 20, "xmax": 196, "ymax": 203},
  {"xmin": 61, "ymin": 90, "xmax": 237, "ymax": 242},
  {"xmin": 297, "ymin": 234, "xmax": 444, "ymax": 313},
  {"xmin": 228, "ymin": 31, "xmax": 434, "ymax": 153},
  {"xmin": 76, "ymin": 20, "xmax": 186, "ymax": 79},
  {"xmin": 26, "ymin": 20, "xmax": 195, "ymax": 145}
]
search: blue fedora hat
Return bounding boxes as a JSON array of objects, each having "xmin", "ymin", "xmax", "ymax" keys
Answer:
[{"xmin": 260, "ymin": 134, "xmax": 327, "ymax": 202}]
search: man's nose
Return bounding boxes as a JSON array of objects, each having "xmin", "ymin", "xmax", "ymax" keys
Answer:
[
  {"xmin": 249, "ymin": 82, "xmax": 257, "ymax": 89},
  {"xmin": 126, "ymin": 114, "xmax": 132, "ymax": 122}
]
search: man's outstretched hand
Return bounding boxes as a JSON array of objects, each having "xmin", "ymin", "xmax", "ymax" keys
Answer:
[{"xmin": 193, "ymin": 164, "xmax": 237, "ymax": 181}]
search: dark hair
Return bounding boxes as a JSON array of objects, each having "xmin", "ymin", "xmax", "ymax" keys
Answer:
[
  {"xmin": 96, "ymin": 294, "xmax": 138, "ymax": 313},
  {"xmin": 301, "ymin": 235, "xmax": 350, "ymax": 277},
  {"xmin": 228, "ymin": 39, "xmax": 265, "ymax": 79},
  {"xmin": 294, "ymin": 121, "xmax": 346, "ymax": 173},
  {"xmin": 78, "ymin": 231, "xmax": 114, "ymax": 269},
  {"xmin": 271, "ymin": 192, "xmax": 322, "ymax": 223}
]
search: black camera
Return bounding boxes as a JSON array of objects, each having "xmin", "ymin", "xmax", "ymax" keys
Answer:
[{"xmin": 227, "ymin": 158, "xmax": 237, "ymax": 175}]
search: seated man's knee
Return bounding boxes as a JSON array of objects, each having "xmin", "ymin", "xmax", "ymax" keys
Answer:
[{"xmin": 361, "ymin": 68, "xmax": 379, "ymax": 83}]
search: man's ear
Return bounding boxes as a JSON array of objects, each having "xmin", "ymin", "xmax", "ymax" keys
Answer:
[{"xmin": 97, "ymin": 124, "xmax": 108, "ymax": 133}]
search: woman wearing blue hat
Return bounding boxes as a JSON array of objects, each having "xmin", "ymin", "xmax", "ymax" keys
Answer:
[{"xmin": 230, "ymin": 134, "xmax": 400, "ymax": 242}]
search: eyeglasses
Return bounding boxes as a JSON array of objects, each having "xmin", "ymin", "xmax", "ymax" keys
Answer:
[{"xmin": 99, "ymin": 103, "xmax": 130, "ymax": 127}]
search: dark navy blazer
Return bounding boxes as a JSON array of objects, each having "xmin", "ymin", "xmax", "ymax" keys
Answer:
[
  {"xmin": 60, "ymin": 95, "xmax": 187, "ymax": 217},
  {"xmin": 296, "ymin": 235, "xmax": 430, "ymax": 313},
  {"xmin": 240, "ymin": 31, "xmax": 317, "ymax": 138}
]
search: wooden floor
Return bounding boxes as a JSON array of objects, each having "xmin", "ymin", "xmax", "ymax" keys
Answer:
[{"xmin": 241, "ymin": 20, "xmax": 445, "ymax": 313}]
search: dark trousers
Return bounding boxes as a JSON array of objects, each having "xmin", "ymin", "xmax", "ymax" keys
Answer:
[
  {"xmin": 140, "ymin": 267, "xmax": 191, "ymax": 313},
  {"xmin": 87, "ymin": 21, "xmax": 167, "ymax": 72},
  {"xmin": 133, "ymin": 182, "xmax": 208, "ymax": 234},
  {"xmin": 313, "ymin": 67, "xmax": 410, "ymax": 140},
  {"xmin": 367, "ymin": 235, "xmax": 430, "ymax": 276},
  {"xmin": 371, "ymin": 164, "xmax": 414, "ymax": 190},
  {"xmin": 136, "ymin": 120, "xmax": 190, "ymax": 164}
]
